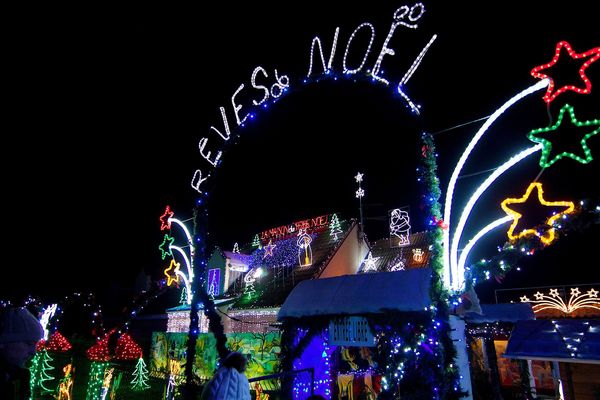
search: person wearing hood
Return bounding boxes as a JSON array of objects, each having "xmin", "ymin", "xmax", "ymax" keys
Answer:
[
  {"xmin": 0, "ymin": 307, "xmax": 44, "ymax": 400},
  {"xmin": 200, "ymin": 351, "xmax": 251, "ymax": 400}
]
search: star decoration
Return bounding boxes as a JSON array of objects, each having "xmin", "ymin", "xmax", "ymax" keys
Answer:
[
  {"xmin": 355, "ymin": 172, "xmax": 364, "ymax": 183},
  {"xmin": 534, "ymin": 292, "xmax": 544, "ymax": 300},
  {"xmin": 263, "ymin": 240, "xmax": 276, "ymax": 259},
  {"xmin": 549, "ymin": 288, "xmax": 560, "ymax": 298},
  {"xmin": 520, "ymin": 296, "xmax": 531, "ymax": 302},
  {"xmin": 362, "ymin": 252, "xmax": 380, "ymax": 272},
  {"xmin": 163, "ymin": 259, "xmax": 180, "ymax": 286},
  {"xmin": 588, "ymin": 288, "xmax": 599, "ymax": 298},
  {"xmin": 159, "ymin": 234, "xmax": 175, "ymax": 259},
  {"xmin": 570, "ymin": 287, "xmax": 581, "ymax": 297},
  {"xmin": 501, "ymin": 182, "xmax": 575, "ymax": 245},
  {"xmin": 530, "ymin": 41, "xmax": 600, "ymax": 103},
  {"xmin": 527, "ymin": 104, "xmax": 600, "ymax": 168},
  {"xmin": 159, "ymin": 205, "xmax": 174, "ymax": 231}
]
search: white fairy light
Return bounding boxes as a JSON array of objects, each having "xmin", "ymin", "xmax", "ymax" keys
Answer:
[
  {"xmin": 397, "ymin": 34, "xmax": 437, "ymax": 114},
  {"xmin": 251, "ymin": 66, "xmax": 270, "ymax": 106},
  {"xmin": 191, "ymin": 169, "xmax": 209, "ymax": 193},
  {"xmin": 442, "ymin": 79, "xmax": 549, "ymax": 290},
  {"xmin": 389, "ymin": 208, "xmax": 411, "ymax": 246},
  {"xmin": 232, "ymin": 83, "xmax": 249, "ymax": 126},
  {"xmin": 40, "ymin": 304, "xmax": 58, "ymax": 340},
  {"xmin": 457, "ymin": 216, "xmax": 513, "ymax": 291},
  {"xmin": 372, "ymin": 3, "xmax": 426, "ymax": 84},
  {"xmin": 450, "ymin": 145, "xmax": 543, "ymax": 289},
  {"xmin": 209, "ymin": 107, "xmax": 231, "ymax": 141},
  {"xmin": 270, "ymin": 69, "xmax": 290, "ymax": 98},
  {"xmin": 170, "ymin": 246, "xmax": 193, "ymax": 282},
  {"xmin": 169, "ymin": 217, "xmax": 195, "ymax": 259},
  {"xmin": 307, "ymin": 27, "xmax": 340, "ymax": 77},
  {"xmin": 520, "ymin": 287, "xmax": 600, "ymax": 314},
  {"xmin": 361, "ymin": 251, "xmax": 380, "ymax": 272},
  {"xmin": 198, "ymin": 137, "xmax": 222, "ymax": 167},
  {"xmin": 343, "ymin": 23, "xmax": 375, "ymax": 74}
]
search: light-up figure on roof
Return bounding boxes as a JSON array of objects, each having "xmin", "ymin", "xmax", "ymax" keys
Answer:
[
  {"xmin": 389, "ymin": 208, "xmax": 411, "ymax": 246},
  {"xmin": 297, "ymin": 229, "xmax": 313, "ymax": 267}
]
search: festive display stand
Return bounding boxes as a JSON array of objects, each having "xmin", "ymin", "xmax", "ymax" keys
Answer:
[{"xmin": 278, "ymin": 269, "xmax": 446, "ymax": 399}]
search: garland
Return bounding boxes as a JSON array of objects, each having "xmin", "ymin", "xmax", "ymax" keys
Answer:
[{"xmin": 418, "ymin": 132, "xmax": 465, "ymax": 399}]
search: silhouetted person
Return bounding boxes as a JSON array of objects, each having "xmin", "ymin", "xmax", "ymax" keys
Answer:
[
  {"xmin": 200, "ymin": 351, "xmax": 251, "ymax": 400},
  {"xmin": 0, "ymin": 307, "xmax": 44, "ymax": 400}
]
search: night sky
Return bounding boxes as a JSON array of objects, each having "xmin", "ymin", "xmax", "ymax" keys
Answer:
[{"xmin": 4, "ymin": 1, "xmax": 598, "ymax": 307}]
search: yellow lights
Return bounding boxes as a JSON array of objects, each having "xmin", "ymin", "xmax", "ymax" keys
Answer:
[
  {"xmin": 520, "ymin": 287, "xmax": 600, "ymax": 315},
  {"xmin": 501, "ymin": 182, "xmax": 575, "ymax": 245},
  {"xmin": 412, "ymin": 248, "xmax": 424, "ymax": 263},
  {"xmin": 164, "ymin": 259, "xmax": 181, "ymax": 286}
]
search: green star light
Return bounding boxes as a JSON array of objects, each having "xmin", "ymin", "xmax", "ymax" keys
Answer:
[
  {"xmin": 527, "ymin": 104, "xmax": 599, "ymax": 168},
  {"xmin": 158, "ymin": 234, "xmax": 174, "ymax": 259}
]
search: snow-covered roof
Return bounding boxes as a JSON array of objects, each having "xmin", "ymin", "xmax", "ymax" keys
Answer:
[{"xmin": 278, "ymin": 268, "xmax": 432, "ymax": 319}]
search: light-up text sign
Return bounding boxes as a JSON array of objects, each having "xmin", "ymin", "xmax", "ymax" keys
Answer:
[
  {"xmin": 259, "ymin": 214, "xmax": 330, "ymax": 242},
  {"xmin": 191, "ymin": 3, "xmax": 435, "ymax": 194}
]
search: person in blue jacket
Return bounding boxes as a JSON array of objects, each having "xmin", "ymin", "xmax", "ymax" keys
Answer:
[{"xmin": 200, "ymin": 351, "xmax": 251, "ymax": 400}]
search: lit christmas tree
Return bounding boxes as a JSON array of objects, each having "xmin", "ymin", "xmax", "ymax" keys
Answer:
[
  {"xmin": 131, "ymin": 357, "xmax": 150, "ymax": 391},
  {"xmin": 179, "ymin": 287, "xmax": 188, "ymax": 305},
  {"xmin": 30, "ymin": 349, "xmax": 55, "ymax": 394},
  {"xmin": 329, "ymin": 214, "xmax": 343, "ymax": 240},
  {"xmin": 251, "ymin": 234, "xmax": 261, "ymax": 247}
]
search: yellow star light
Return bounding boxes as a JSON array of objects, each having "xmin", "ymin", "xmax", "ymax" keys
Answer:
[
  {"xmin": 164, "ymin": 259, "xmax": 181, "ymax": 286},
  {"xmin": 501, "ymin": 182, "xmax": 575, "ymax": 245}
]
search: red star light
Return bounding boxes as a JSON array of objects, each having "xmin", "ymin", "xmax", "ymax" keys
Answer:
[
  {"xmin": 531, "ymin": 41, "xmax": 600, "ymax": 104},
  {"xmin": 159, "ymin": 205, "xmax": 174, "ymax": 231}
]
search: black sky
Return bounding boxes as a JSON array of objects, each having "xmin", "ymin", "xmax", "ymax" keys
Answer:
[{"xmin": 4, "ymin": 1, "xmax": 599, "ymax": 305}]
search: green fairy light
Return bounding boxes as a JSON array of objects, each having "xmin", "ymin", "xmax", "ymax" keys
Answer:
[{"xmin": 527, "ymin": 104, "xmax": 599, "ymax": 168}]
